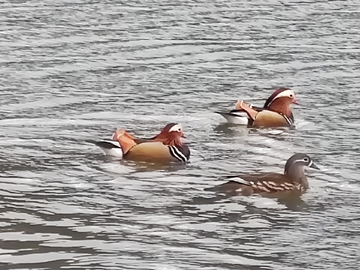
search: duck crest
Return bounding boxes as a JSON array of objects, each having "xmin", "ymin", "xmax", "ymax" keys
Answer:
[
  {"xmin": 153, "ymin": 123, "xmax": 184, "ymax": 146},
  {"xmin": 157, "ymin": 123, "xmax": 178, "ymax": 134},
  {"xmin": 263, "ymin": 87, "xmax": 290, "ymax": 108}
]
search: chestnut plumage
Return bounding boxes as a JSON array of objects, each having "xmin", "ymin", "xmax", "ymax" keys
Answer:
[
  {"xmin": 217, "ymin": 88, "xmax": 298, "ymax": 128},
  {"xmin": 95, "ymin": 123, "xmax": 190, "ymax": 162}
]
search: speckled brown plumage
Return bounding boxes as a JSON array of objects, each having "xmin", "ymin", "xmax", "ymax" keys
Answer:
[{"xmin": 205, "ymin": 153, "xmax": 319, "ymax": 196}]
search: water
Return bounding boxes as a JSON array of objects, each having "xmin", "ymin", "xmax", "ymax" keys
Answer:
[{"xmin": 1, "ymin": 0, "xmax": 360, "ymax": 269}]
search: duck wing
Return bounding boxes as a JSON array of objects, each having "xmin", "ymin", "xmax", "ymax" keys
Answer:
[
  {"xmin": 205, "ymin": 173, "xmax": 296, "ymax": 194},
  {"xmin": 240, "ymin": 172, "xmax": 297, "ymax": 192}
]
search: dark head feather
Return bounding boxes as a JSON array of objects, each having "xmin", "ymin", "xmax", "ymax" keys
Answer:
[
  {"xmin": 264, "ymin": 87, "xmax": 290, "ymax": 108},
  {"xmin": 153, "ymin": 123, "xmax": 183, "ymax": 146}
]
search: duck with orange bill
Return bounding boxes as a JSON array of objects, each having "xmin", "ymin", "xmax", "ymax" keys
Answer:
[
  {"xmin": 95, "ymin": 123, "xmax": 190, "ymax": 163},
  {"xmin": 217, "ymin": 87, "xmax": 298, "ymax": 128}
]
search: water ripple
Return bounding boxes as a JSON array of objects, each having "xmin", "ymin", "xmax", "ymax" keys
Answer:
[{"xmin": 1, "ymin": 0, "xmax": 359, "ymax": 269}]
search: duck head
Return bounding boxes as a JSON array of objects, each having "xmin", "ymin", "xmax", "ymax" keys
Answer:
[
  {"xmin": 264, "ymin": 88, "xmax": 298, "ymax": 116},
  {"xmin": 154, "ymin": 123, "xmax": 185, "ymax": 146},
  {"xmin": 284, "ymin": 153, "xmax": 319, "ymax": 188}
]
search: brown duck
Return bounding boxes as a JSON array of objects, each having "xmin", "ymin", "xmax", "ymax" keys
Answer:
[{"xmin": 205, "ymin": 153, "xmax": 319, "ymax": 195}]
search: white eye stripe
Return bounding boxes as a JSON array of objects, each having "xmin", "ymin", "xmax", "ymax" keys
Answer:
[
  {"xmin": 169, "ymin": 124, "xmax": 182, "ymax": 132},
  {"xmin": 294, "ymin": 158, "xmax": 312, "ymax": 165},
  {"xmin": 274, "ymin": 90, "xmax": 295, "ymax": 100}
]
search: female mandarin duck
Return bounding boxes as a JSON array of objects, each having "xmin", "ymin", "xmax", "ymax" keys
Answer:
[
  {"xmin": 205, "ymin": 153, "xmax": 319, "ymax": 196},
  {"xmin": 217, "ymin": 87, "xmax": 298, "ymax": 128},
  {"xmin": 95, "ymin": 123, "xmax": 190, "ymax": 162}
]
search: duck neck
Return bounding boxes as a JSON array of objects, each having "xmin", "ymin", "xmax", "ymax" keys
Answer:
[
  {"xmin": 285, "ymin": 165, "xmax": 309, "ymax": 190},
  {"xmin": 154, "ymin": 133, "xmax": 182, "ymax": 146},
  {"xmin": 267, "ymin": 97, "xmax": 292, "ymax": 117}
]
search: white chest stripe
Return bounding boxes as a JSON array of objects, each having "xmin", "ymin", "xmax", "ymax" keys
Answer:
[
  {"xmin": 282, "ymin": 114, "xmax": 293, "ymax": 126},
  {"xmin": 169, "ymin": 146, "xmax": 187, "ymax": 162}
]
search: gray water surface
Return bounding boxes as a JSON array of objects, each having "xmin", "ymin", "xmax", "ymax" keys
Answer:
[{"xmin": 1, "ymin": 0, "xmax": 360, "ymax": 269}]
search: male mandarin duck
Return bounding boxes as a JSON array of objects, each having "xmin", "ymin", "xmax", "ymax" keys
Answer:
[
  {"xmin": 95, "ymin": 123, "xmax": 190, "ymax": 162},
  {"xmin": 205, "ymin": 153, "xmax": 319, "ymax": 196},
  {"xmin": 217, "ymin": 87, "xmax": 298, "ymax": 128}
]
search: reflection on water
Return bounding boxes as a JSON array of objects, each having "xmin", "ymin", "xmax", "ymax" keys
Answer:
[{"xmin": 1, "ymin": 0, "xmax": 360, "ymax": 269}]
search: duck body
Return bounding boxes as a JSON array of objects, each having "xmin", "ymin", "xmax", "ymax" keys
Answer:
[
  {"xmin": 95, "ymin": 123, "xmax": 190, "ymax": 163},
  {"xmin": 95, "ymin": 136, "xmax": 157, "ymax": 158},
  {"xmin": 124, "ymin": 141, "xmax": 190, "ymax": 162},
  {"xmin": 205, "ymin": 172, "xmax": 304, "ymax": 196},
  {"xmin": 217, "ymin": 88, "xmax": 297, "ymax": 128},
  {"xmin": 219, "ymin": 107, "xmax": 294, "ymax": 127},
  {"xmin": 205, "ymin": 153, "xmax": 319, "ymax": 196},
  {"xmin": 248, "ymin": 107, "xmax": 294, "ymax": 128}
]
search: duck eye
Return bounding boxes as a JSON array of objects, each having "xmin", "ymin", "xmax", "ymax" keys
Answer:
[
  {"xmin": 303, "ymin": 157, "xmax": 309, "ymax": 162},
  {"xmin": 289, "ymin": 94, "xmax": 293, "ymax": 98}
]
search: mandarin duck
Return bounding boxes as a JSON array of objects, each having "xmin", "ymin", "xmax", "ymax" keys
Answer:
[
  {"xmin": 205, "ymin": 153, "xmax": 319, "ymax": 195},
  {"xmin": 95, "ymin": 123, "xmax": 190, "ymax": 162},
  {"xmin": 217, "ymin": 88, "xmax": 298, "ymax": 128}
]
